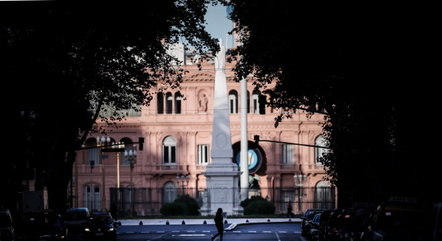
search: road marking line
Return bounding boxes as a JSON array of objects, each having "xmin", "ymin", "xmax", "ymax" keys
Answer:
[
  {"xmin": 173, "ymin": 234, "xmax": 206, "ymax": 237},
  {"xmin": 275, "ymin": 232, "xmax": 281, "ymax": 241},
  {"xmin": 248, "ymin": 230, "xmax": 257, "ymax": 233},
  {"xmin": 263, "ymin": 231, "xmax": 272, "ymax": 233}
]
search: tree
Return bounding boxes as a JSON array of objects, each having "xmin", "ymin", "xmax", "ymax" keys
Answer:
[
  {"xmin": 226, "ymin": 1, "xmax": 440, "ymax": 206},
  {"xmin": 0, "ymin": 1, "xmax": 220, "ymax": 212}
]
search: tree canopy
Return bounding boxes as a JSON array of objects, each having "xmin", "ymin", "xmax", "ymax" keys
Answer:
[
  {"xmin": 0, "ymin": 0, "xmax": 220, "ymax": 211},
  {"xmin": 227, "ymin": 1, "xmax": 440, "ymax": 206}
]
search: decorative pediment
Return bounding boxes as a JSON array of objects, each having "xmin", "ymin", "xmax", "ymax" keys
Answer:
[{"xmin": 185, "ymin": 72, "xmax": 215, "ymax": 82}]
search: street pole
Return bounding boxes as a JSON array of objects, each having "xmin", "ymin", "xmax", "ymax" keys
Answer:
[
  {"xmin": 298, "ymin": 186, "xmax": 301, "ymax": 213},
  {"xmin": 240, "ymin": 77, "xmax": 249, "ymax": 201},
  {"xmin": 116, "ymin": 152, "xmax": 120, "ymax": 189}
]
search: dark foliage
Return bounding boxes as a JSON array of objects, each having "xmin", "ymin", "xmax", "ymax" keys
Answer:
[
  {"xmin": 240, "ymin": 196, "xmax": 275, "ymax": 215},
  {"xmin": 227, "ymin": 1, "xmax": 440, "ymax": 206},
  {"xmin": 160, "ymin": 195, "xmax": 200, "ymax": 216},
  {"xmin": 0, "ymin": 1, "xmax": 219, "ymax": 212}
]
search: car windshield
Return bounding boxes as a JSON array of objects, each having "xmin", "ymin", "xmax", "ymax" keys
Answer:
[
  {"xmin": 65, "ymin": 212, "xmax": 88, "ymax": 221},
  {"xmin": 90, "ymin": 215, "xmax": 112, "ymax": 225}
]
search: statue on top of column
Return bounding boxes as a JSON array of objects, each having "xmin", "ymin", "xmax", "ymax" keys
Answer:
[{"xmin": 214, "ymin": 39, "xmax": 226, "ymax": 70}]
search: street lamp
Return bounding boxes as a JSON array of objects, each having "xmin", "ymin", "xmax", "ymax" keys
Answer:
[
  {"xmin": 124, "ymin": 148, "xmax": 137, "ymax": 217},
  {"xmin": 124, "ymin": 148, "xmax": 137, "ymax": 186},
  {"xmin": 176, "ymin": 174, "xmax": 189, "ymax": 196},
  {"xmin": 293, "ymin": 173, "xmax": 307, "ymax": 214}
]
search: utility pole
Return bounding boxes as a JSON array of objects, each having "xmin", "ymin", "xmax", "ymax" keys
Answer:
[{"xmin": 240, "ymin": 78, "xmax": 249, "ymax": 201}]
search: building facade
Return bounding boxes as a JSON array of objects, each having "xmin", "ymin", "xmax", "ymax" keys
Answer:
[{"xmin": 72, "ymin": 59, "xmax": 336, "ymax": 217}]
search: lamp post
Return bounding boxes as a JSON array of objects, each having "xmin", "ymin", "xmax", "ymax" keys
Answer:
[
  {"xmin": 97, "ymin": 136, "xmax": 125, "ymax": 210},
  {"xmin": 96, "ymin": 136, "xmax": 111, "ymax": 207},
  {"xmin": 124, "ymin": 148, "xmax": 137, "ymax": 217},
  {"xmin": 124, "ymin": 148, "xmax": 137, "ymax": 187},
  {"xmin": 176, "ymin": 174, "xmax": 189, "ymax": 196},
  {"xmin": 77, "ymin": 136, "xmax": 144, "ymax": 212},
  {"xmin": 293, "ymin": 173, "xmax": 307, "ymax": 214}
]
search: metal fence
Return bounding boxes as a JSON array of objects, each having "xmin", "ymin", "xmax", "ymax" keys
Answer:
[{"xmin": 109, "ymin": 186, "xmax": 336, "ymax": 218}]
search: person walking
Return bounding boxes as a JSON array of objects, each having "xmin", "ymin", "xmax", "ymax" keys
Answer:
[
  {"xmin": 212, "ymin": 208, "xmax": 224, "ymax": 241},
  {"xmin": 287, "ymin": 200, "xmax": 293, "ymax": 218}
]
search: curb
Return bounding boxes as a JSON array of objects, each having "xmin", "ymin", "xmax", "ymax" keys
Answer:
[{"xmin": 118, "ymin": 218, "xmax": 302, "ymax": 227}]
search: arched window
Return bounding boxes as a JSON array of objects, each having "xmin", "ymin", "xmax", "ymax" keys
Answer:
[
  {"xmin": 157, "ymin": 92, "xmax": 164, "ymax": 114},
  {"xmin": 163, "ymin": 182, "xmax": 177, "ymax": 204},
  {"xmin": 84, "ymin": 184, "xmax": 101, "ymax": 211},
  {"xmin": 163, "ymin": 136, "xmax": 177, "ymax": 164},
  {"xmin": 314, "ymin": 181, "xmax": 334, "ymax": 209},
  {"xmin": 85, "ymin": 138, "xmax": 100, "ymax": 165},
  {"xmin": 315, "ymin": 135, "xmax": 328, "ymax": 164},
  {"xmin": 228, "ymin": 90, "xmax": 238, "ymax": 114},
  {"xmin": 175, "ymin": 92, "xmax": 182, "ymax": 114},
  {"xmin": 252, "ymin": 90, "xmax": 261, "ymax": 114},
  {"xmin": 166, "ymin": 92, "xmax": 173, "ymax": 114}
]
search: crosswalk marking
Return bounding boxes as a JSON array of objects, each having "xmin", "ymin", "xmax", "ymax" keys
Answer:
[{"xmin": 119, "ymin": 229, "xmax": 301, "ymax": 235}]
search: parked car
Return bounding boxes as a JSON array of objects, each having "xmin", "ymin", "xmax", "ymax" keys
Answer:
[
  {"xmin": 301, "ymin": 208, "xmax": 325, "ymax": 237},
  {"xmin": 22, "ymin": 211, "xmax": 68, "ymax": 240},
  {"xmin": 432, "ymin": 202, "xmax": 442, "ymax": 241},
  {"xmin": 84, "ymin": 211, "xmax": 116, "ymax": 241},
  {"xmin": 329, "ymin": 207, "xmax": 373, "ymax": 241},
  {"xmin": 317, "ymin": 209, "xmax": 333, "ymax": 241},
  {"xmin": 308, "ymin": 212, "xmax": 322, "ymax": 241},
  {"xmin": 324, "ymin": 208, "xmax": 344, "ymax": 241},
  {"xmin": 0, "ymin": 209, "xmax": 15, "ymax": 241},
  {"xmin": 361, "ymin": 200, "xmax": 427, "ymax": 241},
  {"xmin": 64, "ymin": 207, "xmax": 90, "ymax": 239}
]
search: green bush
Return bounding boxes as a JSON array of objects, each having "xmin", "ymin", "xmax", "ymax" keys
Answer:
[
  {"xmin": 160, "ymin": 195, "xmax": 200, "ymax": 216},
  {"xmin": 160, "ymin": 202, "xmax": 182, "ymax": 216},
  {"xmin": 241, "ymin": 196, "xmax": 275, "ymax": 215},
  {"xmin": 240, "ymin": 196, "xmax": 266, "ymax": 208}
]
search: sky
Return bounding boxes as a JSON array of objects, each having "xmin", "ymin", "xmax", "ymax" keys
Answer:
[{"xmin": 205, "ymin": 3, "xmax": 234, "ymax": 49}]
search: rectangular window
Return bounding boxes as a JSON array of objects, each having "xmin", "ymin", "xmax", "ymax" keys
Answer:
[
  {"xmin": 84, "ymin": 186, "xmax": 101, "ymax": 211},
  {"xmin": 93, "ymin": 187, "xmax": 101, "ymax": 211},
  {"xmin": 197, "ymin": 144, "xmax": 209, "ymax": 164},
  {"xmin": 282, "ymin": 144, "xmax": 294, "ymax": 164},
  {"xmin": 87, "ymin": 148, "xmax": 100, "ymax": 165}
]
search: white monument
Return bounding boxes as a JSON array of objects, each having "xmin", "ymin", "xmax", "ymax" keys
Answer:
[{"xmin": 201, "ymin": 41, "xmax": 243, "ymax": 216}]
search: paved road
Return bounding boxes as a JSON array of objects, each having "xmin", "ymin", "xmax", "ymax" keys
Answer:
[{"xmin": 116, "ymin": 222, "xmax": 305, "ymax": 241}]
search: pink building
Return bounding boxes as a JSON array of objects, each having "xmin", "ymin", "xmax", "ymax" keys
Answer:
[{"xmin": 72, "ymin": 58, "xmax": 335, "ymax": 216}]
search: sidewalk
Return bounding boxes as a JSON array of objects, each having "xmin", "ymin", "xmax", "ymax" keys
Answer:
[{"xmin": 118, "ymin": 217, "xmax": 302, "ymax": 227}]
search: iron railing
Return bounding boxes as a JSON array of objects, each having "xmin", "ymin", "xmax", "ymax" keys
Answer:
[{"xmin": 107, "ymin": 186, "xmax": 336, "ymax": 218}]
